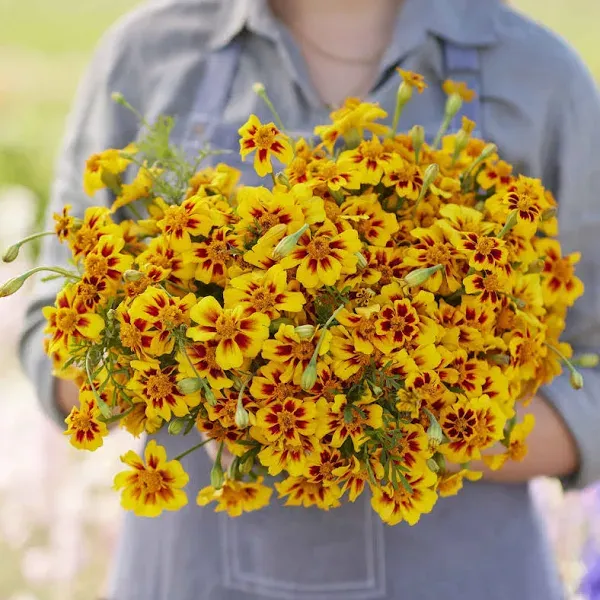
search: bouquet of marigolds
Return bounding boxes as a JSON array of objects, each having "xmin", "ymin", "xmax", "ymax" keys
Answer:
[{"xmin": 2, "ymin": 71, "xmax": 591, "ymax": 525}]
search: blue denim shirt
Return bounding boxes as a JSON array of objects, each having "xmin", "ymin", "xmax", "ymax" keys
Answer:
[{"xmin": 19, "ymin": 0, "xmax": 600, "ymax": 598}]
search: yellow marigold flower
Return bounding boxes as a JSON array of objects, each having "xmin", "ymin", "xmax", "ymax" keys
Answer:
[
  {"xmin": 275, "ymin": 475, "xmax": 342, "ymax": 510},
  {"xmin": 188, "ymin": 296, "xmax": 270, "ymax": 370},
  {"xmin": 535, "ymin": 238, "xmax": 584, "ymax": 308},
  {"xmin": 449, "ymin": 349, "xmax": 490, "ymax": 398},
  {"xmin": 176, "ymin": 340, "xmax": 233, "ymax": 390},
  {"xmin": 340, "ymin": 194, "xmax": 399, "ymax": 247},
  {"xmin": 250, "ymin": 362, "xmax": 302, "ymax": 406},
  {"xmin": 332, "ymin": 455, "xmax": 385, "ymax": 502},
  {"xmin": 464, "ymin": 269, "xmax": 510, "ymax": 305},
  {"xmin": 338, "ymin": 136, "xmax": 393, "ymax": 185},
  {"xmin": 310, "ymin": 159, "xmax": 362, "ymax": 191},
  {"xmin": 401, "ymin": 224, "xmax": 464, "ymax": 294},
  {"xmin": 54, "ymin": 205, "xmax": 75, "ymax": 243},
  {"xmin": 136, "ymin": 237, "xmax": 195, "ymax": 290},
  {"xmin": 510, "ymin": 272, "xmax": 545, "ymax": 317},
  {"xmin": 118, "ymin": 397, "xmax": 163, "ymax": 438},
  {"xmin": 223, "ymin": 265, "xmax": 305, "ymax": 319},
  {"xmin": 255, "ymin": 397, "xmax": 317, "ymax": 445},
  {"xmin": 116, "ymin": 304, "xmax": 154, "ymax": 358},
  {"xmin": 439, "ymin": 395, "xmax": 507, "ymax": 463},
  {"xmin": 371, "ymin": 469, "xmax": 438, "ymax": 526},
  {"xmin": 484, "ymin": 414, "xmax": 536, "ymax": 471},
  {"xmin": 84, "ymin": 145, "xmax": 134, "ymax": 196},
  {"xmin": 438, "ymin": 204, "xmax": 494, "ymax": 236},
  {"xmin": 381, "ymin": 156, "xmax": 424, "ymax": 201},
  {"xmin": 314, "ymin": 99, "xmax": 388, "ymax": 152},
  {"xmin": 304, "ymin": 447, "xmax": 345, "ymax": 488},
  {"xmin": 42, "ymin": 284, "xmax": 105, "ymax": 353},
  {"xmin": 64, "ymin": 391, "xmax": 109, "ymax": 451},
  {"xmin": 111, "ymin": 164, "xmax": 159, "ymax": 213},
  {"xmin": 129, "ymin": 287, "xmax": 195, "ymax": 356},
  {"xmin": 279, "ymin": 223, "xmax": 361, "ymax": 289},
  {"xmin": 82, "ymin": 234, "xmax": 134, "ymax": 289},
  {"xmin": 257, "ymin": 433, "xmax": 321, "ymax": 477},
  {"xmin": 206, "ymin": 388, "xmax": 258, "ymax": 429},
  {"xmin": 68, "ymin": 206, "xmax": 116, "ymax": 260},
  {"xmin": 74, "ymin": 275, "xmax": 110, "ymax": 311},
  {"xmin": 238, "ymin": 114, "xmax": 293, "ymax": 177},
  {"xmin": 262, "ymin": 324, "xmax": 331, "ymax": 385},
  {"xmin": 508, "ymin": 326, "xmax": 547, "ymax": 381},
  {"xmin": 442, "ymin": 79, "xmax": 476, "ymax": 102},
  {"xmin": 457, "ymin": 232, "xmax": 508, "ymax": 273},
  {"xmin": 477, "ymin": 159, "xmax": 513, "ymax": 191},
  {"xmin": 155, "ymin": 196, "xmax": 223, "ymax": 251},
  {"xmin": 397, "ymin": 69, "xmax": 428, "ymax": 93},
  {"xmin": 375, "ymin": 298, "xmax": 436, "ymax": 352},
  {"xmin": 113, "ymin": 440, "xmax": 189, "ymax": 518},
  {"xmin": 335, "ymin": 304, "xmax": 389, "ymax": 355},
  {"xmin": 389, "ymin": 423, "xmax": 433, "ymax": 472},
  {"xmin": 186, "ymin": 163, "xmax": 240, "ymax": 199},
  {"xmin": 197, "ymin": 477, "xmax": 272, "ymax": 517},
  {"xmin": 437, "ymin": 469, "xmax": 482, "ymax": 498},
  {"xmin": 317, "ymin": 390, "xmax": 383, "ymax": 451},
  {"xmin": 397, "ymin": 370, "xmax": 455, "ymax": 417},
  {"xmin": 186, "ymin": 227, "xmax": 238, "ymax": 285},
  {"xmin": 330, "ymin": 325, "xmax": 373, "ymax": 380},
  {"xmin": 128, "ymin": 360, "xmax": 199, "ymax": 422},
  {"xmin": 236, "ymin": 186, "xmax": 306, "ymax": 240}
]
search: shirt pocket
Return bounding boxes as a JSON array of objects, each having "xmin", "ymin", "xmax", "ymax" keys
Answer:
[{"xmin": 219, "ymin": 492, "xmax": 387, "ymax": 600}]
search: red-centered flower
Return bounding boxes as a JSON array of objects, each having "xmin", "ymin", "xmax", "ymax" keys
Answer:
[
  {"xmin": 116, "ymin": 305, "xmax": 154, "ymax": 358},
  {"xmin": 177, "ymin": 340, "xmax": 234, "ymax": 390},
  {"xmin": 458, "ymin": 232, "xmax": 508, "ymax": 273},
  {"xmin": 64, "ymin": 391, "xmax": 109, "ymax": 451},
  {"xmin": 304, "ymin": 448, "xmax": 345, "ymax": 487},
  {"xmin": 186, "ymin": 227, "xmax": 238, "ymax": 285},
  {"xmin": 255, "ymin": 397, "xmax": 317, "ymax": 445}
]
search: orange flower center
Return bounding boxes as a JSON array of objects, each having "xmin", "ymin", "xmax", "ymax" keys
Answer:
[
  {"xmin": 324, "ymin": 201, "xmax": 341, "ymax": 222},
  {"xmin": 257, "ymin": 213, "xmax": 280, "ymax": 231},
  {"xmin": 361, "ymin": 140, "xmax": 385, "ymax": 161},
  {"xmin": 56, "ymin": 308, "xmax": 78, "ymax": 334},
  {"xmin": 149, "ymin": 252, "xmax": 172, "ymax": 269},
  {"xmin": 84, "ymin": 254, "xmax": 109, "ymax": 278},
  {"xmin": 425, "ymin": 244, "xmax": 451, "ymax": 265},
  {"xmin": 120, "ymin": 323, "xmax": 142, "ymax": 349},
  {"xmin": 509, "ymin": 440, "xmax": 527, "ymax": 461},
  {"xmin": 78, "ymin": 282, "xmax": 99, "ymax": 304},
  {"xmin": 551, "ymin": 258, "xmax": 574, "ymax": 282},
  {"xmin": 474, "ymin": 237, "xmax": 496, "ymax": 256},
  {"xmin": 482, "ymin": 274, "xmax": 502, "ymax": 292},
  {"xmin": 207, "ymin": 240, "xmax": 229, "ymax": 261},
  {"xmin": 138, "ymin": 470, "xmax": 164, "ymax": 494},
  {"xmin": 278, "ymin": 410, "xmax": 295, "ymax": 432},
  {"xmin": 71, "ymin": 413, "xmax": 92, "ymax": 431},
  {"xmin": 204, "ymin": 346, "xmax": 220, "ymax": 370},
  {"xmin": 146, "ymin": 374, "xmax": 173, "ymax": 401},
  {"xmin": 250, "ymin": 288, "xmax": 276, "ymax": 311},
  {"xmin": 74, "ymin": 229, "xmax": 98, "ymax": 255},
  {"xmin": 272, "ymin": 383, "xmax": 295, "ymax": 402},
  {"xmin": 320, "ymin": 163, "xmax": 339, "ymax": 181},
  {"xmin": 307, "ymin": 238, "xmax": 331, "ymax": 260},
  {"xmin": 293, "ymin": 340, "xmax": 315, "ymax": 360},
  {"xmin": 125, "ymin": 277, "xmax": 150, "ymax": 298},
  {"xmin": 163, "ymin": 205, "xmax": 189, "ymax": 232},
  {"xmin": 255, "ymin": 125, "xmax": 276, "ymax": 149},
  {"xmin": 353, "ymin": 288, "xmax": 375, "ymax": 307},
  {"xmin": 159, "ymin": 305, "xmax": 186, "ymax": 329},
  {"xmin": 289, "ymin": 157, "xmax": 308, "ymax": 180},
  {"xmin": 517, "ymin": 339, "xmax": 536, "ymax": 364},
  {"xmin": 215, "ymin": 314, "xmax": 238, "ymax": 339}
]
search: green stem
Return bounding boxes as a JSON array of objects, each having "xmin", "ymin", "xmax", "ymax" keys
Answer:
[
  {"xmin": 85, "ymin": 349, "xmax": 112, "ymax": 419},
  {"xmin": 432, "ymin": 116, "xmax": 452, "ymax": 150},
  {"xmin": 173, "ymin": 438, "xmax": 212, "ymax": 462}
]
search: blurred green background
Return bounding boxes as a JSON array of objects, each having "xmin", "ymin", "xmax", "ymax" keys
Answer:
[{"xmin": 1, "ymin": 0, "xmax": 599, "ymax": 232}]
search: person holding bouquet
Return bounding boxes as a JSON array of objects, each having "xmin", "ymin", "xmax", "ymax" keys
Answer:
[{"xmin": 18, "ymin": 0, "xmax": 600, "ymax": 598}]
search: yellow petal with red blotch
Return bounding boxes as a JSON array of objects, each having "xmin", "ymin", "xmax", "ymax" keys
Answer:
[
  {"xmin": 144, "ymin": 440, "xmax": 167, "ymax": 469},
  {"xmin": 316, "ymin": 256, "xmax": 343, "ymax": 286},
  {"xmin": 253, "ymin": 149, "xmax": 272, "ymax": 177},
  {"xmin": 164, "ymin": 460, "xmax": 190, "ymax": 488},
  {"xmin": 190, "ymin": 296, "xmax": 222, "ymax": 327},
  {"xmin": 296, "ymin": 259, "xmax": 321, "ymax": 288},
  {"xmin": 270, "ymin": 138, "xmax": 294, "ymax": 166},
  {"xmin": 119, "ymin": 449, "xmax": 146, "ymax": 470},
  {"xmin": 216, "ymin": 338, "xmax": 244, "ymax": 370},
  {"xmin": 75, "ymin": 312, "xmax": 105, "ymax": 340}
]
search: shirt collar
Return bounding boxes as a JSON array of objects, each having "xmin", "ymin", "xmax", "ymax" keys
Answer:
[{"xmin": 208, "ymin": 0, "xmax": 501, "ymax": 54}]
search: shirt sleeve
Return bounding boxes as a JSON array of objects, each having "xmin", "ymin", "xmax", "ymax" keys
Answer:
[
  {"xmin": 539, "ymin": 52, "xmax": 600, "ymax": 490},
  {"xmin": 18, "ymin": 24, "xmax": 140, "ymax": 427}
]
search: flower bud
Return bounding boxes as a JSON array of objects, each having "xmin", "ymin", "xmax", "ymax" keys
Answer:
[
  {"xmin": 570, "ymin": 370, "xmax": 584, "ymax": 391},
  {"xmin": 210, "ymin": 459, "xmax": 225, "ymax": 489},
  {"xmin": 370, "ymin": 385, "xmax": 383, "ymax": 397},
  {"xmin": 123, "ymin": 269, "xmax": 144, "ymax": 282},
  {"xmin": 488, "ymin": 353, "xmax": 510, "ymax": 366},
  {"xmin": 276, "ymin": 172, "xmax": 290, "ymax": 187},
  {"xmin": 240, "ymin": 455, "xmax": 255, "ymax": 475},
  {"xmin": 272, "ymin": 224, "xmax": 309, "ymax": 260},
  {"xmin": 527, "ymin": 259, "xmax": 545, "ymax": 274},
  {"xmin": 204, "ymin": 387, "xmax": 217, "ymax": 406},
  {"xmin": 111, "ymin": 91, "xmax": 126, "ymax": 105},
  {"xmin": 445, "ymin": 93, "xmax": 463, "ymax": 120},
  {"xmin": 403, "ymin": 264, "xmax": 444, "ymax": 287},
  {"xmin": 575, "ymin": 353, "xmax": 600, "ymax": 369},
  {"xmin": 301, "ymin": 360, "xmax": 318, "ymax": 391},
  {"xmin": 294, "ymin": 325, "xmax": 315, "ymax": 339},
  {"xmin": 541, "ymin": 207, "xmax": 557, "ymax": 222},
  {"xmin": 426, "ymin": 458, "xmax": 440, "ymax": 473},
  {"xmin": 397, "ymin": 82, "xmax": 414, "ymax": 106},
  {"xmin": 235, "ymin": 402, "xmax": 250, "ymax": 429},
  {"xmin": 426, "ymin": 411, "xmax": 443, "ymax": 451},
  {"xmin": 252, "ymin": 82, "xmax": 266, "ymax": 95},
  {"xmin": 422, "ymin": 163, "xmax": 440, "ymax": 190},
  {"xmin": 168, "ymin": 418, "xmax": 186, "ymax": 435},
  {"xmin": 177, "ymin": 377, "xmax": 202, "ymax": 395},
  {"xmin": 411, "ymin": 125, "xmax": 425, "ymax": 150},
  {"xmin": 0, "ymin": 275, "xmax": 26, "ymax": 298},
  {"xmin": 2, "ymin": 243, "xmax": 20, "ymax": 263},
  {"xmin": 355, "ymin": 252, "xmax": 368, "ymax": 269}
]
